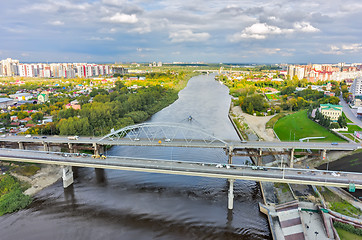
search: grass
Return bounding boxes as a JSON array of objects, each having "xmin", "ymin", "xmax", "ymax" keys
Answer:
[
  {"xmin": 319, "ymin": 186, "xmax": 362, "ymax": 218},
  {"xmin": 342, "ymin": 133, "xmax": 360, "ymax": 142},
  {"xmin": 343, "ymin": 112, "xmax": 353, "ymax": 123},
  {"xmin": 0, "ymin": 174, "xmax": 32, "ymax": 216},
  {"xmin": 265, "ymin": 93, "xmax": 280, "ymax": 101},
  {"xmin": 336, "ymin": 228, "xmax": 362, "ymax": 240},
  {"xmin": 266, "ymin": 113, "xmax": 287, "ymax": 129},
  {"xmin": 274, "ymin": 110, "xmax": 346, "ymax": 142},
  {"xmin": 13, "ymin": 165, "xmax": 40, "ymax": 177},
  {"xmin": 340, "ymin": 124, "xmax": 362, "ymax": 133}
]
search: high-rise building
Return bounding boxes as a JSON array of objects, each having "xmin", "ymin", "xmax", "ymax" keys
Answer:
[{"xmin": 350, "ymin": 77, "xmax": 362, "ymax": 107}]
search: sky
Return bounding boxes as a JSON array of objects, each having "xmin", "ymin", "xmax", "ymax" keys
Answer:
[{"xmin": 1, "ymin": 0, "xmax": 362, "ymax": 63}]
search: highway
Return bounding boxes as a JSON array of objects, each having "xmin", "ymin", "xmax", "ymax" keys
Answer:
[
  {"xmin": 0, "ymin": 148, "xmax": 361, "ymax": 189},
  {"xmin": 0, "ymin": 135, "xmax": 361, "ymax": 150}
]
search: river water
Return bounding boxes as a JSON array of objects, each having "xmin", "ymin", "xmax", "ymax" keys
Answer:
[{"xmin": 0, "ymin": 74, "xmax": 271, "ymax": 240}]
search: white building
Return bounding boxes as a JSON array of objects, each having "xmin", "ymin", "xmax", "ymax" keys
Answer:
[
  {"xmin": 0, "ymin": 98, "xmax": 15, "ymax": 108},
  {"xmin": 350, "ymin": 77, "xmax": 362, "ymax": 107},
  {"xmin": 9, "ymin": 93, "xmax": 33, "ymax": 101}
]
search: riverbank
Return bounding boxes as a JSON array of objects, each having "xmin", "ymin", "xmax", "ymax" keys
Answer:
[
  {"xmin": 11, "ymin": 164, "xmax": 62, "ymax": 196},
  {"xmin": 229, "ymin": 103, "xmax": 362, "ymax": 239}
]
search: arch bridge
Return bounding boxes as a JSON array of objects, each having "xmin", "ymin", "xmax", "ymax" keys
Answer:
[{"xmin": 99, "ymin": 122, "xmax": 229, "ymax": 147}]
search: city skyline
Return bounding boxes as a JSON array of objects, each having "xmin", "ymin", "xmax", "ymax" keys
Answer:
[{"xmin": 2, "ymin": 0, "xmax": 362, "ymax": 63}]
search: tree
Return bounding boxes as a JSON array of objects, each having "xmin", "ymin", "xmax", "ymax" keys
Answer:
[
  {"xmin": 31, "ymin": 112, "xmax": 44, "ymax": 122},
  {"xmin": 242, "ymin": 94, "xmax": 269, "ymax": 113},
  {"xmin": 338, "ymin": 115, "xmax": 347, "ymax": 128}
]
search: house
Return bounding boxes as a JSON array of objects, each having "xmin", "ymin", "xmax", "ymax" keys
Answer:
[
  {"xmin": 65, "ymin": 100, "xmax": 81, "ymax": 110},
  {"xmin": 0, "ymin": 98, "xmax": 14, "ymax": 109},
  {"xmin": 37, "ymin": 93, "xmax": 49, "ymax": 103},
  {"xmin": 9, "ymin": 93, "xmax": 33, "ymax": 101},
  {"xmin": 324, "ymin": 91, "xmax": 335, "ymax": 97},
  {"xmin": 320, "ymin": 104, "xmax": 343, "ymax": 121}
]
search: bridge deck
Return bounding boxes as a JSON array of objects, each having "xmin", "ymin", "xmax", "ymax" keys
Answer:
[
  {"xmin": 0, "ymin": 148, "xmax": 361, "ymax": 189},
  {"xmin": 0, "ymin": 136, "xmax": 360, "ymax": 150}
]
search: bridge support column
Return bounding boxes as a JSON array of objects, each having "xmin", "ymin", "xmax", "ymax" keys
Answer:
[
  {"xmin": 43, "ymin": 142, "xmax": 49, "ymax": 152},
  {"xmin": 62, "ymin": 166, "xmax": 74, "ymax": 188},
  {"xmin": 18, "ymin": 142, "xmax": 24, "ymax": 150},
  {"xmin": 68, "ymin": 143, "xmax": 74, "ymax": 153},
  {"xmin": 228, "ymin": 179, "xmax": 235, "ymax": 210},
  {"xmin": 93, "ymin": 143, "xmax": 104, "ymax": 156},
  {"xmin": 321, "ymin": 149, "xmax": 326, "ymax": 160},
  {"xmin": 290, "ymin": 148, "xmax": 294, "ymax": 168},
  {"xmin": 228, "ymin": 146, "xmax": 233, "ymax": 164},
  {"xmin": 258, "ymin": 149, "xmax": 262, "ymax": 166}
]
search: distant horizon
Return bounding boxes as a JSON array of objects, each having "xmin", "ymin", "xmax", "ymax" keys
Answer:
[{"xmin": 4, "ymin": 59, "xmax": 361, "ymax": 66}]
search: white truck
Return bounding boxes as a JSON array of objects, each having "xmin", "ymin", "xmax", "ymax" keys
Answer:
[{"xmin": 68, "ymin": 136, "xmax": 79, "ymax": 140}]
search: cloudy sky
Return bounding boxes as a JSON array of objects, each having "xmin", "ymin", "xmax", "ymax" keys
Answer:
[{"xmin": 1, "ymin": 0, "xmax": 362, "ymax": 63}]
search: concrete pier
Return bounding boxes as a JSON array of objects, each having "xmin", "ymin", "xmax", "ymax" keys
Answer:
[
  {"xmin": 228, "ymin": 179, "xmax": 234, "ymax": 210},
  {"xmin": 62, "ymin": 165, "xmax": 74, "ymax": 188}
]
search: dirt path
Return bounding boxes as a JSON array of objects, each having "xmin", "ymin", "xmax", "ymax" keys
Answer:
[{"xmin": 231, "ymin": 105, "xmax": 278, "ymax": 141}]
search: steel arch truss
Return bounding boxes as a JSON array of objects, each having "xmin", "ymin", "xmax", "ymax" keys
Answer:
[{"xmin": 99, "ymin": 122, "xmax": 228, "ymax": 146}]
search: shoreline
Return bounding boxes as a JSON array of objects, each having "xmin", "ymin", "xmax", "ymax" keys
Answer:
[{"xmin": 11, "ymin": 164, "xmax": 62, "ymax": 196}]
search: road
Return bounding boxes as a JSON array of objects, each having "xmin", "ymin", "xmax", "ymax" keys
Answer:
[
  {"xmin": 339, "ymin": 94, "xmax": 362, "ymax": 128},
  {"xmin": 0, "ymin": 148, "xmax": 361, "ymax": 189},
  {"xmin": 0, "ymin": 136, "xmax": 360, "ymax": 151}
]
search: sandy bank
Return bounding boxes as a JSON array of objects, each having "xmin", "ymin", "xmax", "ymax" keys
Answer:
[{"xmin": 11, "ymin": 164, "xmax": 62, "ymax": 196}]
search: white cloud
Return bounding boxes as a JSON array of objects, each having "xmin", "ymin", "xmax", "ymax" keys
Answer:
[
  {"xmin": 88, "ymin": 37, "xmax": 115, "ymax": 41},
  {"xmin": 321, "ymin": 43, "xmax": 362, "ymax": 55},
  {"xmin": 49, "ymin": 20, "xmax": 64, "ymax": 26},
  {"xmin": 341, "ymin": 43, "xmax": 362, "ymax": 52},
  {"xmin": 169, "ymin": 30, "xmax": 210, "ymax": 43},
  {"xmin": 293, "ymin": 22, "xmax": 319, "ymax": 33},
  {"xmin": 101, "ymin": 13, "xmax": 138, "ymax": 24},
  {"xmin": 231, "ymin": 21, "xmax": 319, "ymax": 41},
  {"xmin": 264, "ymin": 48, "xmax": 281, "ymax": 54}
]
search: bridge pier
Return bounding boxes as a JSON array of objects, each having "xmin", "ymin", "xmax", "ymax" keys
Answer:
[
  {"xmin": 257, "ymin": 149, "xmax": 262, "ymax": 165},
  {"xmin": 68, "ymin": 143, "xmax": 75, "ymax": 153},
  {"xmin": 93, "ymin": 143, "xmax": 105, "ymax": 156},
  {"xmin": 290, "ymin": 148, "xmax": 294, "ymax": 168},
  {"xmin": 43, "ymin": 142, "xmax": 49, "ymax": 152},
  {"xmin": 62, "ymin": 166, "xmax": 74, "ymax": 188},
  {"xmin": 228, "ymin": 146, "xmax": 233, "ymax": 164},
  {"xmin": 321, "ymin": 149, "xmax": 326, "ymax": 160},
  {"xmin": 18, "ymin": 142, "xmax": 24, "ymax": 150},
  {"xmin": 228, "ymin": 179, "xmax": 235, "ymax": 210}
]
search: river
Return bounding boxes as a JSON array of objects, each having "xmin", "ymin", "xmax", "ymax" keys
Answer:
[{"xmin": 0, "ymin": 74, "xmax": 271, "ymax": 240}]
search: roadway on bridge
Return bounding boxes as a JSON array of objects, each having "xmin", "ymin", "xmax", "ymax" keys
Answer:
[
  {"xmin": 0, "ymin": 148, "xmax": 361, "ymax": 189},
  {"xmin": 1, "ymin": 136, "xmax": 360, "ymax": 150}
]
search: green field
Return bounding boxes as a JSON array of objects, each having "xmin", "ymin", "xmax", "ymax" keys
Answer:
[
  {"xmin": 265, "ymin": 93, "xmax": 280, "ymax": 101},
  {"xmin": 342, "ymin": 112, "xmax": 353, "ymax": 123},
  {"xmin": 340, "ymin": 124, "xmax": 362, "ymax": 133},
  {"xmin": 274, "ymin": 110, "xmax": 346, "ymax": 142},
  {"xmin": 336, "ymin": 227, "xmax": 362, "ymax": 240}
]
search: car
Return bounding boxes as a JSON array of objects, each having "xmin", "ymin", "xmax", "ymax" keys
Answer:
[
  {"xmin": 33, "ymin": 136, "xmax": 39, "ymax": 139},
  {"xmin": 165, "ymin": 138, "xmax": 171, "ymax": 142},
  {"xmin": 25, "ymin": 134, "xmax": 31, "ymax": 138},
  {"xmin": 331, "ymin": 142, "xmax": 339, "ymax": 145},
  {"xmin": 0, "ymin": 134, "xmax": 6, "ymax": 138},
  {"xmin": 134, "ymin": 138, "xmax": 140, "ymax": 141},
  {"xmin": 41, "ymin": 136, "xmax": 47, "ymax": 139}
]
